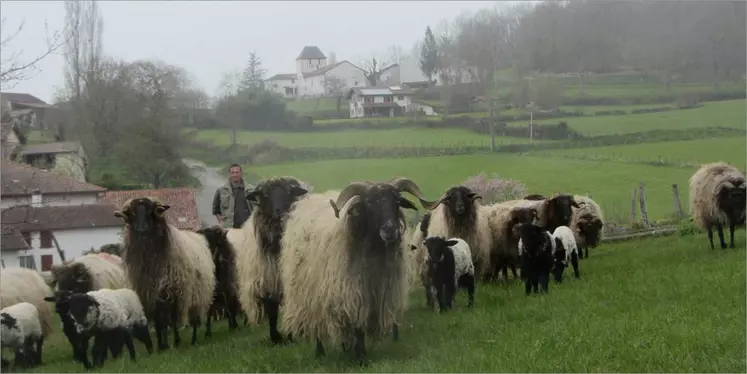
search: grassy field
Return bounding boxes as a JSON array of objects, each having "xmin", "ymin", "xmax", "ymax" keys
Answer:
[
  {"xmin": 193, "ymin": 128, "xmax": 547, "ymax": 149},
  {"xmin": 509, "ymin": 100, "xmax": 746, "ymax": 136},
  {"xmin": 29, "ymin": 234, "xmax": 746, "ymax": 372},
  {"xmin": 246, "ymin": 154, "xmax": 703, "ymax": 222},
  {"xmin": 537, "ymin": 138, "xmax": 747, "ymax": 170}
]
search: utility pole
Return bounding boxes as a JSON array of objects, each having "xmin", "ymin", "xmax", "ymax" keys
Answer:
[{"xmin": 489, "ymin": 96, "xmax": 496, "ymax": 152}]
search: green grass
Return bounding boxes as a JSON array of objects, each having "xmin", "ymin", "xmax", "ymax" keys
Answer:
[
  {"xmin": 537, "ymin": 138, "xmax": 747, "ymax": 170},
  {"xmin": 247, "ymin": 154, "xmax": 703, "ymax": 222},
  {"xmin": 286, "ymin": 97, "xmax": 346, "ymax": 114},
  {"xmin": 25, "ymin": 130, "xmax": 54, "ymax": 144},
  {"xmin": 30, "ymin": 234, "xmax": 746, "ymax": 372},
  {"xmin": 193, "ymin": 128, "xmax": 546, "ymax": 149},
  {"xmin": 508, "ymin": 100, "xmax": 746, "ymax": 136}
]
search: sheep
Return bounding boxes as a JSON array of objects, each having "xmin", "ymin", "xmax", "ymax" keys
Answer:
[
  {"xmin": 421, "ymin": 237, "xmax": 475, "ymax": 312},
  {"xmin": 550, "ymin": 226, "xmax": 580, "ymax": 282},
  {"xmin": 409, "ymin": 212, "xmax": 437, "ymax": 309},
  {"xmin": 523, "ymin": 194, "xmax": 547, "ymax": 200},
  {"xmin": 279, "ymin": 177, "xmax": 435, "ymax": 365},
  {"xmin": 196, "ymin": 225, "xmax": 241, "ymax": 333},
  {"xmin": 517, "ymin": 223, "xmax": 555, "ymax": 295},
  {"xmin": 422, "ymin": 186, "xmax": 494, "ymax": 281},
  {"xmin": 485, "ymin": 205, "xmax": 539, "ymax": 282},
  {"xmin": 0, "ymin": 267, "xmax": 54, "ymax": 341},
  {"xmin": 65, "ymin": 289, "xmax": 137, "ymax": 368},
  {"xmin": 502, "ymin": 193, "xmax": 580, "ymax": 233},
  {"xmin": 570, "ymin": 195, "xmax": 605, "ymax": 259},
  {"xmin": 114, "ymin": 197, "xmax": 216, "ymax": 351},
  {"xmin": 235, "ymin": 177, "xmax": 308, "ymax": 345},
  {"xmin": 226, "ymin": 228, "xmax": 253, "ymax": 326},
  {"xmin": 1, "ymin": 302, "xmax": 43, "ymax": 369},
  {"xmin": 689, "ymin": 162, "xmax": 747, "ymax": 249}
]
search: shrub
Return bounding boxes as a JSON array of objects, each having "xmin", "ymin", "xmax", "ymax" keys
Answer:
[{"xmin": 461, "ymin": 172, "xmax": 527, "ymax": 205}]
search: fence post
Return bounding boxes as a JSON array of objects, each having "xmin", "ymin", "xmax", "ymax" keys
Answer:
[
  {"xmin": 631, "ymin": 188, "xmax": 637, "ymax": 222},
  {"xmin": 639, "ymin": 182, "xmax": 650, "ymax": 228},
  {"xmin": 672, "ymin": 183, "xmax": 684, "ymax": 217}
]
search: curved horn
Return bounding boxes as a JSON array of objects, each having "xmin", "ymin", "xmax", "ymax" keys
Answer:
[
  {"xmin": 723, "ymin": 181, "xmax": 735, "ymax": 189},
  {"xmin": 329, "ymin": 199, "xmax": 341, "ymax": 218},
  {"xmin": 387, "ymin": 177, "xmax": 439, "ymax": 210},
  {"xmin": 334, "ymin": 182, "xmax": 371, "ymax": 212}
]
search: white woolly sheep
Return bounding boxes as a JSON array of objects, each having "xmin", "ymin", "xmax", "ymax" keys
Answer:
[
  {"xmin": 1, "ymin": 302, "xmax": 43, "ymax": 368},
  {"xmin": 0, "ymin": 267, "xmax": 54, "ymax": 340},
  {"xmin": 550, "ymin": 226, "xmax": 580, "ymax": 282},
  {"xmin": 235, "ymin": 177, "xmax": 308, "ymax": 345},
  {"xmin": 114, "ymin": 197, "xmax": 216, "ymax": 352},
  {"xmin": 689, "ymin": 162, "xmax": 746, "ymax": 249},
  {"xmin": 421, "ymin": 237, "xmax": 475, "ymax": 312},
  {"xmin": 570, "ymin": 195, "xmax": 605, "ymax": 259},
  {"xmin": 279, "ymin": 177, "xmax": 436, "ymax": 365}
]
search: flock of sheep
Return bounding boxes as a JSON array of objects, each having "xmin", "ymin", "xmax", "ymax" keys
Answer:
[{"xmin": 0, "ymin": 161, "xmax": 743, "ymax": 370}]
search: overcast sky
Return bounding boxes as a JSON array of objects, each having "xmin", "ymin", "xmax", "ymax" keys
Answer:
[{"xmin": 1, "ymin": 1, "xmax": 514, "ymax": 103}]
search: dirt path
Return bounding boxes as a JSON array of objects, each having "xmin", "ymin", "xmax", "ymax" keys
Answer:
[{"xmin": 183, "ymin": 158, "xmax": 225, "ymax": 227}]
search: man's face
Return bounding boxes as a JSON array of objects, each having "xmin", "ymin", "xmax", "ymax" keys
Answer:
[{"xmin": 229, "ymin": 166, "xmax": 242, "ymax": 183}]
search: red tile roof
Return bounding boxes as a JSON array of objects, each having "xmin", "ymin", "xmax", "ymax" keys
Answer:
[
  {"xmin": 1, "ymin": 203, "xmax": 123, "ymax": 232},
  {"xmin": 1, "ymin": 160, "xmax": 106, "ymax": 197},
  {"xmin": 99, "ymin": 188, "xmax": 201, "ymax": 230}
]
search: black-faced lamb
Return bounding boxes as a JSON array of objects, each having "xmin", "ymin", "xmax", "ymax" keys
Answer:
[
  {"xmin": 114, "ymin": 197, "xmax": 216, "ymax": 351},
  {"xmin": 689, "ymin": 162, "xmax": 746, "ymax": 249},
  {"xmin": 234, "ymin": 177, "xmax": 308, "ymax": 344},
  {"xmin": 279, "ymin": 177, "xmax": 435, "ymax": 365},
  {"xmin": 1, "ymin": 302, "xmax": 43, "ymax": 369},
  {"xmin": 422, "ymin": 186, "xmax": 494, "ymax": 281},
  {"xmin": 517, "ymin": 223, "xmax": 555, "ymax": 295},
  {"xmin": 196, "ymin": 225, "xmax": 241, "ymax": 333},
  {"xmin": 422, "ymin": 237, "xmax": 475, "ymax": 312},
  {"xmin": 550, "ymin": 226, "xmax": 580, "ymax": 282}
]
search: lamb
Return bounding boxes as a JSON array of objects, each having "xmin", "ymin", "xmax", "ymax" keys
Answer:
[
  {"xmin": 422, "ymin": 186, "xmax": 494, "ymax": 281},
  {"xmin": 235, "ymin": 177, "xmax": 308, "ymax": 344},
  {"xmin": 550, "ymin": 226, "xmax": 580, "ymax": 282},
  {"xmin": 689, "ymin": 162, "xmax": 747, "ymax": 249},
  {"xmin": 421, "ymin": 237, "xmax": 475, "ymax": 312},
  {"xmin": 517, "ymin": 223, "xmax": 555, "ymax": 295},
  {"xmin": 65, "ymin": 289, "xmax": 139, "ymax": 368},
  {"xmin": 0, "ymin": 268, "xmax": 54, "ymax": 341},
  {"xmin": 114, "ymin": 197, "xmax": 216, "ymax": 351},
  {"xmin": 279, "ymin": 177, "xmax": 435, "ymax": 365},
  {"xmin": 197, "ymin": 225, "xmax": 241, "ymax": 332},
  {"xmin": 570, "ymin": 195, "xmax": 605, "ymax": 259},
  {"xmin": 1, "ymin": 302, "xmax": 43, "ymax": 369}
]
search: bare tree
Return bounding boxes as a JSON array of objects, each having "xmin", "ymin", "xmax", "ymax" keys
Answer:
[
  {"xmin": 361, "ymin": 55, "xmax": 392, "ymax": 86},
  {"xmin": 0, "ymin": 17, "xmax": 72, "ymax": 89},
  {"xmin": 323, "ymin": 75, "xmax": 348, "ymax": 114}
]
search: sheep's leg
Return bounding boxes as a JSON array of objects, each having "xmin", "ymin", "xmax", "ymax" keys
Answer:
[
  {"xmin": 423, "ymin": 285, "xmax": 433, "ymax": 309},
  {"xmin": 228, "ymin": 294, "xmax": 241, "ymax": 330},
  {"xmin": 571, "ymin": 251, "xmax": 580, "ymax": 278},
  {"xmin": 707, "ymin": 224, "xmax": 716, "ymax": 249},
  {"xmin": 729, "ymin": 222, "xmax": 736, "ymax": 248},
  {"xmin": 108, "ymin": 332, "xmax": 123, "ymax": 358},
  {"xmin": 133, "ymin": 324, "xmax": 153, "ymax": 354},
  {"xmin": 123, "ymin": 330, "xmax": 136, "ymax": 361},
  {"xmin": 35, "ymin": 338, "xmax": 43, "ymax": 366},
  {"xmin": 353, "ymin": 328, "xmax": 369, "ymax": 366},
  {"xmin": 315, "ymin": 339, "xmax": 325, "ymax": 358},
  {"xmin": 584, "ymin": 246, "xmax": 589, "ymax": 259},
  {"xmin": 263, "ymin": 298, "xmax": 284, "ymax": 344},
  {"xmin": 552, "ymin": 262, "xmax": 564, "ymax": 283},
  {"xmin": 392, "ymin": 323, "xmax": 399, "ymax": 342},
  {"xmin": 189, "ymin": 308, "xmax": 201, "ymax": 345},
  {"xmin": 243, "ymin": 311, "xmax": 249, "ymax": 326},
  {"xmin": 91, "ymin": 333, "xmax": 107, "ymax": 367},
  {"xmin": 509, "ymin": 262, "xmax": 519, "ymax": 280},
  {"xmin": 154, "ymin": 317, "xmax": 168, "ymax": 352},
  {"xmin": 171, "ymin": 301, "xmax": 181, "ymax": 347},
  {"xmin": 716, "ymin": 222, "xmax": 727, "ymax": 249},
  {"xmin": 463, "ymin": 274, "xmax": 475, "ymax": 307},
  {"xmin": 205, "ymin": 304, "xmax": 214, "ymax": 338},
  {"xmin": 539, "ymin": 272, "xmax": 550, "ymax": 294}
]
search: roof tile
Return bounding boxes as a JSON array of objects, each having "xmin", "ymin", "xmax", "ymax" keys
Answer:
[
  {"xmin": 1, "ymin": 203, "xmax": 123, "ymax": 232},
  {"xmin": 100, "ymin": 188, "xmax": 201, "ymax": 230},
  {"xmin": 1, "ymin": 160, "xmax": 105, "ymax": 197}
]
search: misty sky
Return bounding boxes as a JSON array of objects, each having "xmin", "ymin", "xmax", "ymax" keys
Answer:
[{"xmin": 1, "ymin": 1, "xmax": 514, "ymax": 103}]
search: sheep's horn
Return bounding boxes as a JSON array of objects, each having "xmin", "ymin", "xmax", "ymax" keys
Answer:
[
  {"xmin": 334, "ymin": 182, "xmax": 371, "ymax": 214},
  {"xmin": 387, "ymin": 177, "xmax": 438, "ymax": 210},
  {"xmin": 329, "ymin": 199, "xmax": 342, "ymax": 218},
  {"xmin": 723, "ymin": 181, "xmax": 735, "ymax": 189}
]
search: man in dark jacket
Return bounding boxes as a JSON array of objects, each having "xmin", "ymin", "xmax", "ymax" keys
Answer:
[{"xmin": 212, "ymin": 164, "xmax": 254, "ymax": 228}]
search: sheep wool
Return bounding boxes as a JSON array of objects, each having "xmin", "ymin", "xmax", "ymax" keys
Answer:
[
  {"xmin": 426, "ymin": 203, "xmax": 493, "ymax": 278},
  {"xmin": 0, "ymin": 267, "xmax": 54, "ymax": 337},
  {"xmin": 51, "ymin": 253, "xmax": 130, "ymax": 293},
  {"xmin": 445, "ymin": 238, "xmax": 475, "ymax": 284},
  {"xmin": 108, "ymin": 289, "xmax": 147, "ymax": 329},
  {"xmin": 551, "ymin": 226, "xmax": 578, "ymax": 264},
  {"xmin": 570, "ymin": 195, "xmax": 605, "ymax": 248},
  {"xmin": 78, "ymin": 289, "xmax": 128, "ymax": 332},
  {"xmin": 689, "ymin": 162, "xmax": 746, "ymax": 229},
  {"xmin": 279, "ymin": 191, "xmax": 410, "ymax": 344},
  {"xmin": 0, "ymin": 302, "xmax": 42, "ymax": 348}
]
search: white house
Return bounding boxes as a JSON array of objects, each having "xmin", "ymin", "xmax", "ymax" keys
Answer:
[
  {"xmin": 264, "ymin": 46, "xmax": 367, "ymax": 98},
  {"xmin": 0, "ymin": 160, "xmax": 122, "ymax": 273},
  {"xmin": 347, "ymin": 86, "xmax": 431, "ymax": 118}
]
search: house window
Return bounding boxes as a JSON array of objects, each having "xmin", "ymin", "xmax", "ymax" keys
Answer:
[
  {"xmin": 41, "ymin": 254, "xmax": 53, "ymax": 272},
  {"xmin": 19, "ymin": 255, "xmax": 36, "ymax": 270},
  {"xmin": 398, "ymin": 95, "xmax": 404, "ymax": 101},
  {"xmin": 40, "ymin": 231, "xmax": 53, "ymax": 248},
  {"xmin": 384, "ymin": 95, "xmax": 393, "ymax": 103},
  {"xmin": 364, "ymin": 96, "xmax": 374, "ymax": 104}
]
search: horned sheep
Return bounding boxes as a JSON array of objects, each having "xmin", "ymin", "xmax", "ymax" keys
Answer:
[
  {"xmin": 689, "ymin": 162, "xmax": 746, "ymax": 249},
  {"xmin": 235, "ymin": 177, "xmax": 308, "ymax": 344},
  {"xmin": 114, "ymin": 197, "xmax": 216, "ymax": 351},
  {"xmin": 570, "ymin": 195, "xmax": 605, "ymax": 259},
  {"xmin": 1, "ymin": 302, "xmax": 43, "ymax": 369},
  {"xmin": 279, "ymin": 177, "xmax": 435, "ymax": 365},
  {"xmin": 422, "ymin": 237, "xmax": 475, "ymax": 312},
  {"xmin": 0, "ymin": 268, "xmax": 54, "ymax": 340}
]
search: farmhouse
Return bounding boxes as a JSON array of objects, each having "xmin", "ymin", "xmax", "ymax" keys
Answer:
[
  {"xmin": 0, "ymin": 160, "xmax": 120, "ymax": 272},
  {"xmin": 347, "ymin": 86, "xmax": 435, "ymax": 118},
  {"xmin": 17, "ymin": 141, "xmax": 89, "ymax": 182},
  {"xmin": 264, "ymin": 46, "xmax": 367, "ymax": 98},
  {"xmin": 99, "ymin": 187, "xmax": 202, "ymax": 231}
]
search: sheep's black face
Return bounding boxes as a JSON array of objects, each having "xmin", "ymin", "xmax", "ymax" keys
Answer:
[
  {"xmin": 197, "ymin": 226, "xmax": 227, "ymax": 247},
  {"xmin": 718, "ymin": 182, "xmax": 747, "ymax": 223},
  {"xmin": 518, "ymin": 223, "xmax": 549, "ymax": 257},
  {"xmin": 423, "ymin": 237, "xmax": 448, "ymax": 264},
  {"xmin": 442, "ymin": 186, "xmax": 479, "ymax": 218},
  {"xmin": 549, "ymin": 195, "xmax": 579, "ymax": 226},
  {"xmin": 348, "ymin": 185, "xmax": 415, "ymax": 246},
  {"xmin": 0, "ymin": 312, "xmax": 17, "ymax": 330},
  {"xmin": 247, "ymin": 179, "xmax": 308, "ymax": 220},
  {"xmin": 67, "ymin": 294, "xmax": 99, "ymax": 334},
  {"xmin": 578, "ymin": 215, "xmax": 604, "ymax": 247},
  {"xmin": 115, "ymin": 198, "xmax": 170, "ymax": 234},
  {"xmin": 44, "ymin": 291, "xmax": 73, "ymax": 316},
  {"xmin": 54, "ymin": 263, "xmax": 93, "ymax": 294}
]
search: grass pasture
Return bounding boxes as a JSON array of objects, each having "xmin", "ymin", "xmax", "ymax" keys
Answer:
[
  {"xmin": 30, "ymin": 234, "xmax": 746, "ymax": 372},
  {"xmin": 247, "ymin": 154, "xmax": 703, "ymax": 222}
]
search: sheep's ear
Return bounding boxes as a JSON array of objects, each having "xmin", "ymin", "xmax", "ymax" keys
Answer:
[
  {"xmin": 446, "ymin": 239, "xmax": 459, "ymax": 247},
  {"xmin": 114, "ymin": 210, "xmax": 126, "ymax": 219},
  {"xmin": 155, "ymin": 204, "xmax": 170, "ymax": 216},
  {"xmin": 570, "ymin": 199, "xmax": 580, "ymax": 208},
  {"xmin": 43, "ymin": 296, "xmax": 56, "ymax": 302},
  {"xmin": 399, "ymin": 196, "xmax": 418, "ymax": 211},
  {"xmin": 409, "ymin": 244, "xmax": 417, "ymax": 251},
  {"xmin": 246, "ymin": 190, "xmax": 261, "ymax": 204},
  {"xmin": 291, "ymin": 186, "xmax": 308, "ymax": 197}
]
